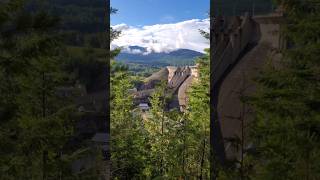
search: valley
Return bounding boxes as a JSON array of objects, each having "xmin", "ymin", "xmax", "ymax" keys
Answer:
[{"xmin": 115, "ymin": 46, "xmax": 204, "ymax": 76}]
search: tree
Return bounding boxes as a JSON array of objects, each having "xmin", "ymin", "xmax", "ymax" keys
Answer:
[
  {"xmin": 109, "ymin": 8, "xmax": 149, "ymax": 179},
  {"xmin": 247, "ymin": 1, "xmax": 320, "ymax": 179},
  {"xmin": 0, "ymin": 0, "xmax": 76, "ymax": 179},
  {"xmin": 110, "ymin": 68, "xmax": 148, "ymax": 179},
  {"xmin": 185, "ymin": 49, "xmax": 210, "ymax": 179},
  {"xmin": 147, "ymin": 80, "xmax": 170, "ymax": 177}
]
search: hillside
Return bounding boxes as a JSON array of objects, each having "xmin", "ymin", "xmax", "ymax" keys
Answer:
[{"xmin": 116, "ymin": 46, "xmax": 204, "ymax": 66}]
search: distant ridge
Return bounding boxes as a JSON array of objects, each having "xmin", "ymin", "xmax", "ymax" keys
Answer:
[{"xmin": 115, "ymin": 46, "xmax": 204, "ymax": 66}]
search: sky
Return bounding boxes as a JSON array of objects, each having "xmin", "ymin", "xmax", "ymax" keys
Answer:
[
  {"xmin": 111, "ymin": 0, "xmax": 210, "ymax": 53},
  {"xmin": 111, "ymin": 0, "xmax": 209, "ymax": 26}
]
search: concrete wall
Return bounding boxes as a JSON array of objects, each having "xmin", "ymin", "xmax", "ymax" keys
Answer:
[
  {"xmin": 167, "ymin": 66, "xmax": 177, "ymax": 83},
  {"xmin": 178, "ymin": 75, "xmax": 194, "ymax": 111},
  {"xmin": 134, "ymin": 65, "xmax": 199, "ymax": 110},
  {"xmin": 213, "ymin": 12, "xmax": 284, "ymax": 160},
  {"xmin": 212, "ymin": 13, "xmax": 255, "ymax": 86},
  {"xmin": 190, "ymin": 65, "xmax": 199, "ymax": 80},
  {"xmin": 168, "ymin": 67, "xmax": 191, "ymax": 90},
  {"xmin": 167, "ymin": 65, "xmax": 199, "ymax": 110}
]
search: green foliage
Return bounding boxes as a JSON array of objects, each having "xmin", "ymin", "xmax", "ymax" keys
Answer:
[
  {"xmin": 139, "ymin": 50, "xmax": 211, "ymax": 179},
  {"xmin": 108, "ymin": 5, "xmax": 211, "ymax": 180},
  {"xmin": 110, "ymin": 49, "xmax": 211, "ymax": 179},
  {"xmin": 184, "ymin": 49, "xmax": 210, "ymax": 179},
  {"xmin": 43, "ymin": 0, "xmax": 105, "ymax": 33},
  {"xmin": 110, "ymin": 9, "xmax": 148, "ymax": 177},
  {"xmin": 147, "ymin": 81, "xmax": 170, "ymax": 177},
  {"xmin": 0, "ymin": 0, "xmax": 77, "ymax": 179},
  {"xmin": 246, "ymin": 1, "xmax": 320, "ymax": 179},
  {"xmin": 126, "ymin": 63, "xmax": 161, "ymax": 77},
  {"xmin": 110, "ymin": 64, "xmax": 149, "ymax": 179}
]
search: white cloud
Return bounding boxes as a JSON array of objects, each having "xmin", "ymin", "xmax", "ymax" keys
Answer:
[
  {"xmin": 122, "ymin": 46, "xmax": 143, "ymax": 54},
  {"xmin": 111, "ymin": 19, "xmax": 209, "ymax": 54},
  {"xmin": 112, "ymin": 23, "xmax": 130, "ymax": 31}
]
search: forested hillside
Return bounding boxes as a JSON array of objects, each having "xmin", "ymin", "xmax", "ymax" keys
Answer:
[
  {"xmin": 116, "ymin": 46, "xmax": 203, "ymax": 66},
  {"xmin": 115, "ymin": 46, "xmax": 204, "ymax": 75}
]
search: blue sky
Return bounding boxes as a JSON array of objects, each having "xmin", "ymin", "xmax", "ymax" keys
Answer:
[
  {"xmin": 111, "ymin": 0, "xmax": 210, "ymax": 53},
  {"xmin": 111, "ymin": 0, "xmax": 210, "ymax": 26}
]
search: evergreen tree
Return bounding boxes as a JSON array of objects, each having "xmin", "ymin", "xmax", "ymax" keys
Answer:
[
  {"xmin": 185, "ymin": 49, "xmax": 210, "ymax": 179},
  {"xmin": 247, "ymin": 1, "xmax": 320, "ymax": 179},
  {"xmin": 110, "ymin": 67, "xmax": 148, "ymax": 179},
  {"xmin": 0, "ymin": 0, "xmax": 76, "ymax": 179},
  {"xmin": 147, "ymin": 80, "xmax": 172, "ymax": 178},
  {"xmin": 109, "ymin": 8, "xmax": 149, "ymax": 179}
]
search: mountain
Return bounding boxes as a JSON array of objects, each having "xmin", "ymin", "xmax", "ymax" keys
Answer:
[{"xmin": 115, "ymin": 46, "xmax": 204, "ymax": 66}]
